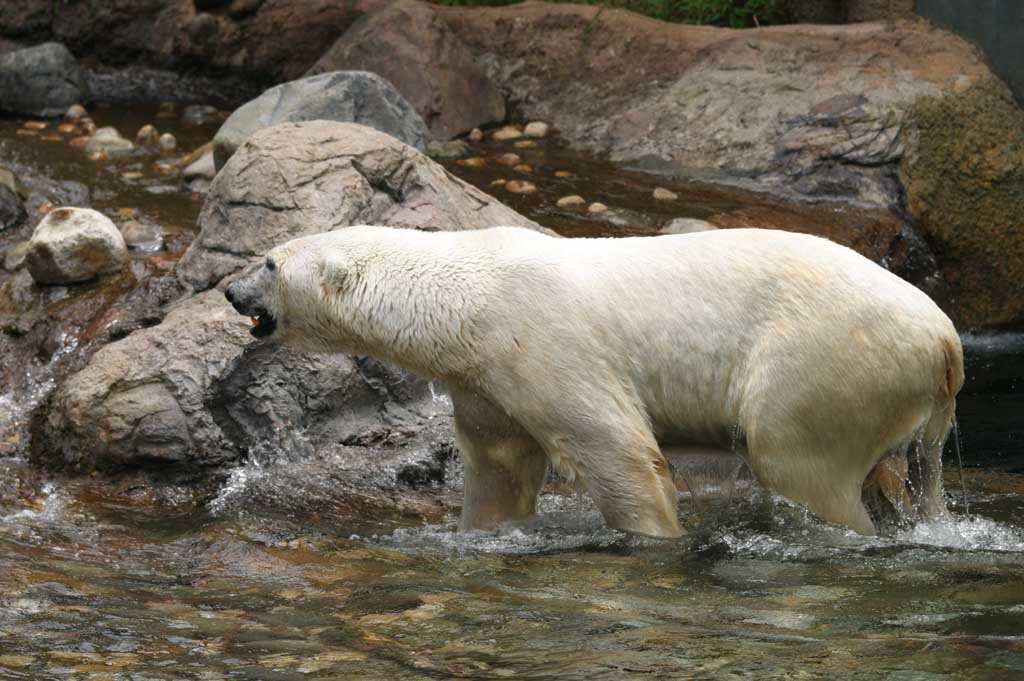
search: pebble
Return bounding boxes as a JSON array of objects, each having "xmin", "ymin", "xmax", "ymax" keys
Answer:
[
  {"xmin": 69, "ymin": 136, "xmax": 90, "ymax": 147},
  {"xmin": 557, "ymin": 195, "xmax": 586, "ymax": 209},
  {"xmin": 492, "ymin": 125, "xmax": 523, "ymax": 142},
  {"xmin": 653, "ymin": 187, "xmax": 679, "ymax": 201},
  {"xmin": 85, "ymin": 127, "xmax": 134, "ymax": 156},
  {"xmin": 588, "ymin": 202, "xmax": 609, "ymax": 213},
  {"xmin": 153, "ymin": 161, "xmax": 177, "ymax": 174},
  {"xmin": 182, "ymin": 104, "xmax": 219, "ymax": 125},
  {"xmin": 39, "ymin": 134, "xmax": 63, "ymax": 142},
  {"xmin": 121, "ymin": 171, "xmax": 144, "ymax": 181},
  {"xmin": 80, "ymin": 118, "xmax": 97, "ymax": 134},
  {"xmin": 183, "ymin": 151, "xmax": 216, "ymax": 180},
  {"xmin": 135, "ymin": 124, "xmax": 159, "ymax": 146},
  {"xmin": 496, "ymin": 153, "xmax": 521, "ymax": 167},
  {"xmin": 120, "ymin": 220, "xmax": 164, "ymax": 250},
  {"xmin": 468, "ymin": 128, "xmax": 483, "ymax": 142},
  {"xmin": 64, "ymin": 104, "xmax": 88, "ymax": 120},
  {"xmin": 513, "ymin": 140, "xmax": 538, "ymax": 149},
  {"xmin": 513, "ymin": 164, "xmax": 533, "ymax": 173},
  {"xmin": 506, "ymin": 180, "xmax": 537, "ymax": 194},
  {"xmin": 457, "ymin": 157, "xmax": 486, "ymax": 168},
  {"xmin": 554, "ymin": 170, "xmax": 573, "ymax": 178},
  {"xmin": 56, "ymin": 123, "xmax": 77, "ymax": 134},
  {"xmin": 116, "ymin": 208, "xmax": 139, "ymax": 218},
  {"xmin": 158, "ymin": 132, "xmax": 177, "ymax": 152},
  {"xmin": 22, "ymin": 121, "xmax": 47, "ymax": 130},
  {"xmin": 490, "ymin": 179, "xmax": 507, "ymax": 186},
  {"xmin": 524, "ymin": 121, "xmax": 550, "ymax": 138}
]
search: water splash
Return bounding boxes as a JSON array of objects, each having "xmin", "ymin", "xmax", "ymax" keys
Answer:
[{"xmin": 0, "ymin": 331, "xmax": 79, "ymax": 436}]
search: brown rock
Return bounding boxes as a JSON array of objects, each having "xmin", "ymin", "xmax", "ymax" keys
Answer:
[
  {"xmin": 491, "ymin": 125, "xmax": 522, "ymax": 142},
  {"xmin": 653, "ymin": 187, "xmax": 678, "ymax": 201},
  {"xmin": 306, "ymin": 0, "xmax": 504, "ymax": 139},
  {"xmin": 496, "ymin": 152, "xmax": 521, "ymax": 166},
  {"xmin": 505, "ymin": 180, "xmax": 536, "ymax": 194},
  {"xmin": 556, "ymin": 195, "xmax": 585, "ymax": 209},
  {"xmin": 177, "ymin": 120, "xmax": 544, "ymax": 290}
]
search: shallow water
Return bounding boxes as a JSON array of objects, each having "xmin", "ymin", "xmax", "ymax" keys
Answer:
[{"xmin": 1, "ymin": 113, "xmax": 1023, "ymax": 679}]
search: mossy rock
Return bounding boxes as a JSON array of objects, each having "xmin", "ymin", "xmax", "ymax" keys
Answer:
[{"xmin": 900, "ymin": 78, "xmax": 1024, "ymax": 329}]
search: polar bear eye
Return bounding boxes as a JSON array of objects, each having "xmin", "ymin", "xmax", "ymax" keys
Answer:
[{"xmin": 265, "ymin": 258, "xmax": 277, "ymax": 272}]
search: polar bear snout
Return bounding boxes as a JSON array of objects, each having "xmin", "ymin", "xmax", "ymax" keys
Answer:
[{"xmin": 225, "ymin": 276, "xmax": 278, "ymax": 339}]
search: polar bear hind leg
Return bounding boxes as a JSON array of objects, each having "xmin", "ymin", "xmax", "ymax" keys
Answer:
[{"xmin": 451, "ymin": 390, "xmax": 549, "ymax": 531}]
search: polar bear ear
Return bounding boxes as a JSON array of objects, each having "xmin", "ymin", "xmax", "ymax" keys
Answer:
[{"xmin": 316, "ymin": 256, "xmax": 349, "ymax": 294}]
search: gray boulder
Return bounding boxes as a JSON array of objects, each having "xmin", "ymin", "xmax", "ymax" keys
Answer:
[
  {"xmin": 181, "ymin": 120, "xmax": 544, "ymax": 291},
  {"xmin": 25, "ymin": 207, "xmax": 128, "ymax": 285},
  {"xmin": 0, "ymin": 42, "xmax": 88, "ymax": 117},
  {"xmin": 212, "ymin": 71, "xmax": 429, "ymax": 171}
]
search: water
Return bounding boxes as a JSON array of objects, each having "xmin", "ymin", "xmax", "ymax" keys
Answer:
[{"xmin": 1, "ymin": 111, "xmax": 1023, "ymax": 679}]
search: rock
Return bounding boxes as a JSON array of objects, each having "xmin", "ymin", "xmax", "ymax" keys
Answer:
[
  {"xmin": 0, "ymin": 167, "xmax": 18, "ymax": 194},
  {"xmin": 64, "ymin": 104, "xmax": 87, "ymax": 120},
  {"xmin": 588, "ymin": 202, "xmax": 608, "ymax": 213},
  {"xmin": 513, "ymin": 163, "xmax": 532, "ymax": 173},
  {"xmin": 653, "ymin": 187, "xmax": 679, "ymax": 201},
  {"xmin": 426, "ymin": 139, "xmax": 470, "ymax": 160},
  {"xmin": 183, "ymin": 150, "xmax": 216, "ymax": 180},
  {"xmin": 0, "ymin": 42, "xmax": 88, "ymax": 117},
  {"xmin": 524, "ymin": 121, "xmax": 549, "ymax": 138},
  {"xmin": 468, "ymin": 128, "xmax": 483, "ymax": 142},
  {"xmin": 120, "ymin": 220, "xmax": 164, "ymax": 250},
  {"xmin": 181, "ymin": 104, "xmax": 219, "ymax": 124},
  {"xmin": 491, "ymin": 125, "xmax": 522, "ymax": 142},
  {"xmin": 556, "ymin": 195, "xmax": 586, "ymax": 209},
  {"xmin": 505, "ymin": 180, "xmax": 536, "ymax": 194},
  {"xmin": 513, "ymin": 139, "xmax": 538, "ymax": 149},
  {"xmin": 307, "ymin": 0, "xmax": 505, "ymax": 140},
  {"xmin": 179, "ymin": 120, "xmax": 545, "ymax": 291},
  {"xmin": 496, "ymin": 153, "xmax": 521, "ymax": 166},
  {"xmin": 213, "ymin": 71, "xmax": 429, "ymax": 171},
  {"xmin": 25, "ymin": 207, "xmax": 128, "ymax": 285},
  {"xmin": 3, "ymin": 241, "xmax": 30, "ymax": 271},
  {"xmin": 457, "ymin": 156, "xmax": 485, "ymax": 168},
  {"xmin": 84, "ymin": 127, "xmax": 134, "ymax": 156},
  {"xmin": 660, "ymin": 218, "xmax": 717, "ymax": 235},
  {"xmin": 0, "ymin": 183, "xmax": 26, "ymax": 231},
  {"xmin": 158, "ymin": 132, "xmax": 177, "ymax": 152},
  {"xmin": 135, "ymin": 124, "xmax": 158, "ymax": 146}
]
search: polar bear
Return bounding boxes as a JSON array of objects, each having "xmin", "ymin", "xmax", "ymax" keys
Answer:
[{"xmin": 224, "ymin": 225, "xmax": 963, "ymax": 538}]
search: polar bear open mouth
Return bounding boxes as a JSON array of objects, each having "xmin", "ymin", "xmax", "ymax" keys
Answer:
[{"xmin": 249, "ymin": 309, "xmax": 277, "ymax": 338}]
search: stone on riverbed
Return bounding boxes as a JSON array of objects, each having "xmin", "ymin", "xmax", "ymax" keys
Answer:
[
  {"xmin": 182, "ymin": 120, "xmax": 544, "ymax": 291},
  {"xmin": 84, "ymin": 127, "xmax": 134, "ymax": 156},
  {"xmin": 213, "ymin": 71, "xmax": 429, "ymax": 171},
  {"xmin": 0, "ymin": 43, "xmax": 89, "ymax": 117},
  {"xmin": 25, "ymin": 207, "xmax": 127, "ymax": 285}
]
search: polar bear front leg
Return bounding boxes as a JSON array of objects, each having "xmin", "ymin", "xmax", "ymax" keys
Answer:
[{"xmin": 451, "ymin": 390, "xmax": 549, "ymax": 531}]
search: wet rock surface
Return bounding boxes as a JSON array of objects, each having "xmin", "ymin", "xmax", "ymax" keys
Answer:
[
  {"xmin": 307, "ymin": 0, "xmax": 505, "ymax": 140},
  {"xmin": 0, "ymin": 42, "xmax": 88, "ymax": 117},
  {"xmin": 212, "ymin": 70, "xmax": 429, "ymax": 170}
]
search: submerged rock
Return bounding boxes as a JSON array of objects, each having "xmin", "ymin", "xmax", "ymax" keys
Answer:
[
  {"xmin": 213, "ymin": 71, "xmax": 429, "ymax": 171},
  {"xmin": 84, "ymin": 127, "xmax": 134, "ymax": 156},
  {"xmin": 182, "ymin": 120, "xmax": 543, "ymax": 291},
  {"xmin": 0, "ymin": 42, "xmax": 89, "ymax": 117},
  {"xmin": 25, "ymin": 207, "xmax": 127, "ymax": 285},
  {"xmin": 307, "ymin": 0, "xmax": 505, "ymax": 140}
]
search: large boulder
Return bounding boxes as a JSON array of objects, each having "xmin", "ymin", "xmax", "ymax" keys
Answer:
[
  {"xmin": 212, "ymin": 71, "xmax": 429, "ymax": 171},
  {"xmin": 25, "ymin": 207, "xmax": 127, "ymax": 285},
  {"xmin": 185, "ymin": 120, "xmax": 542, "ymax": 291},
  {"xmin": 0, "ymin": 42, "xmax": 88, "ymax": 117},
  {"xmin": 41, "ymin": 119, "xmax": 542, "ymax": 473},
  {"xmin": 307, "ymin": 0, "xmax": 505, "ymax": 140}
]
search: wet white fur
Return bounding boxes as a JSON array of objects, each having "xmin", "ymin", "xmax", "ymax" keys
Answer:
[{"xmin": 252, "ymin": 225, "xmax": 963, "ymax": 538}]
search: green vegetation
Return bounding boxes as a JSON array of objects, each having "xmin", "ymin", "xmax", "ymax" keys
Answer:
[{"xmin": 431, "ymin": 0, "xmax": 793, "ymax": 28}]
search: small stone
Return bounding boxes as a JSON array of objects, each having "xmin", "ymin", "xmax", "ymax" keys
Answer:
[
  {"xmin": 490, "ymin": 179, "xmax": 506, "ymax": 186},
  {"xmin": 524, "ymin": 121, "xmax": 549, "ymax": 138},
  {"xmin": 116, "ymin": 208, "xmax": 139, "ymax": 218},
  {"xmin": 153, "ymin": 161, "xmax": 177, "ymax": 174},
  {"xmin": 56, "ymin": 122, "xmax": 77, "ymax": 134},
  {"xmin": 492, "ymin": 125, "xmax": 523, "ymax": 142},
  {"xmin": 69, "ymin": 135, "xmax": 89, "ymax": 147},
  {"xmin": 120, "ymin": 220, "xmax": 164, "ymax": 250},
  {"xmin": 80, "ymin": 118, "xmax": 96, "ymax": 134},
  {"xmin": 506, "ymin": 180, "xmax": 537, "ymax": 194},
  {"xmin": 87, "ymin": 152, "xmax": 109, "ymax": 162},
  {"xmin": 468, "ymin": 128, "xmax": 483, "ymax": 142},
  {"xmin": 85, "ymin": 127, "xmax": 134, "ymax": 156},
  {"xmin": 426, "ymin": 139, "xmax": 470, "ymax": 160},
  {"xmin": 121, "ymin": 171, "xmax": 143, "ymax": 180},
  {"xmin": 158, "ymin": 132, "xmax": 177, "ymax": 152},
  {"xmin": 513, "ymin": 140, "xmax": 538, "ymax": 149},
  {"xmin": 64, "ymin": 104, "xmax": 87, "ymax": 120},
  {"xmin": 496, "ymin": 152, "xmax": 522, "ymax": 167},
  {"xmin": 25, "ymin": 206, "xmax": 128, "ymax": 284},
  {"xmin": 457, "ymin": 157, "xmax": 486, "ymax": 168},
  {"xmin": 3, "ymin": 241, "xmax": 31, "ymax": 271},
  {"xmin": 135, "ymin": 124, "xmax": 159, "ymax": 146},
  {"xmin": 588, "ymin": 202, "xmax": 608, "ymax": 213},
  {"xmin": 39, "ymin": 134, "xmax": 63, "ymax": 142},
  {"xmin": 557, "ymin": 195, "xmax": 586, "ymax": 208},
  {"xmin": 653, "ymin": 187, "xmax": 679, "ymax": 201},
  {"xmin": 22, "ymin": 120, "xmax": 47, "ymax": 130},
  {"xmin": 513, "ymin": 164, "xmax": 532, "ymax": 173},
  {"xmin": 554, "ymin": 170, "xmax": 573, "ymax": 178}
]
